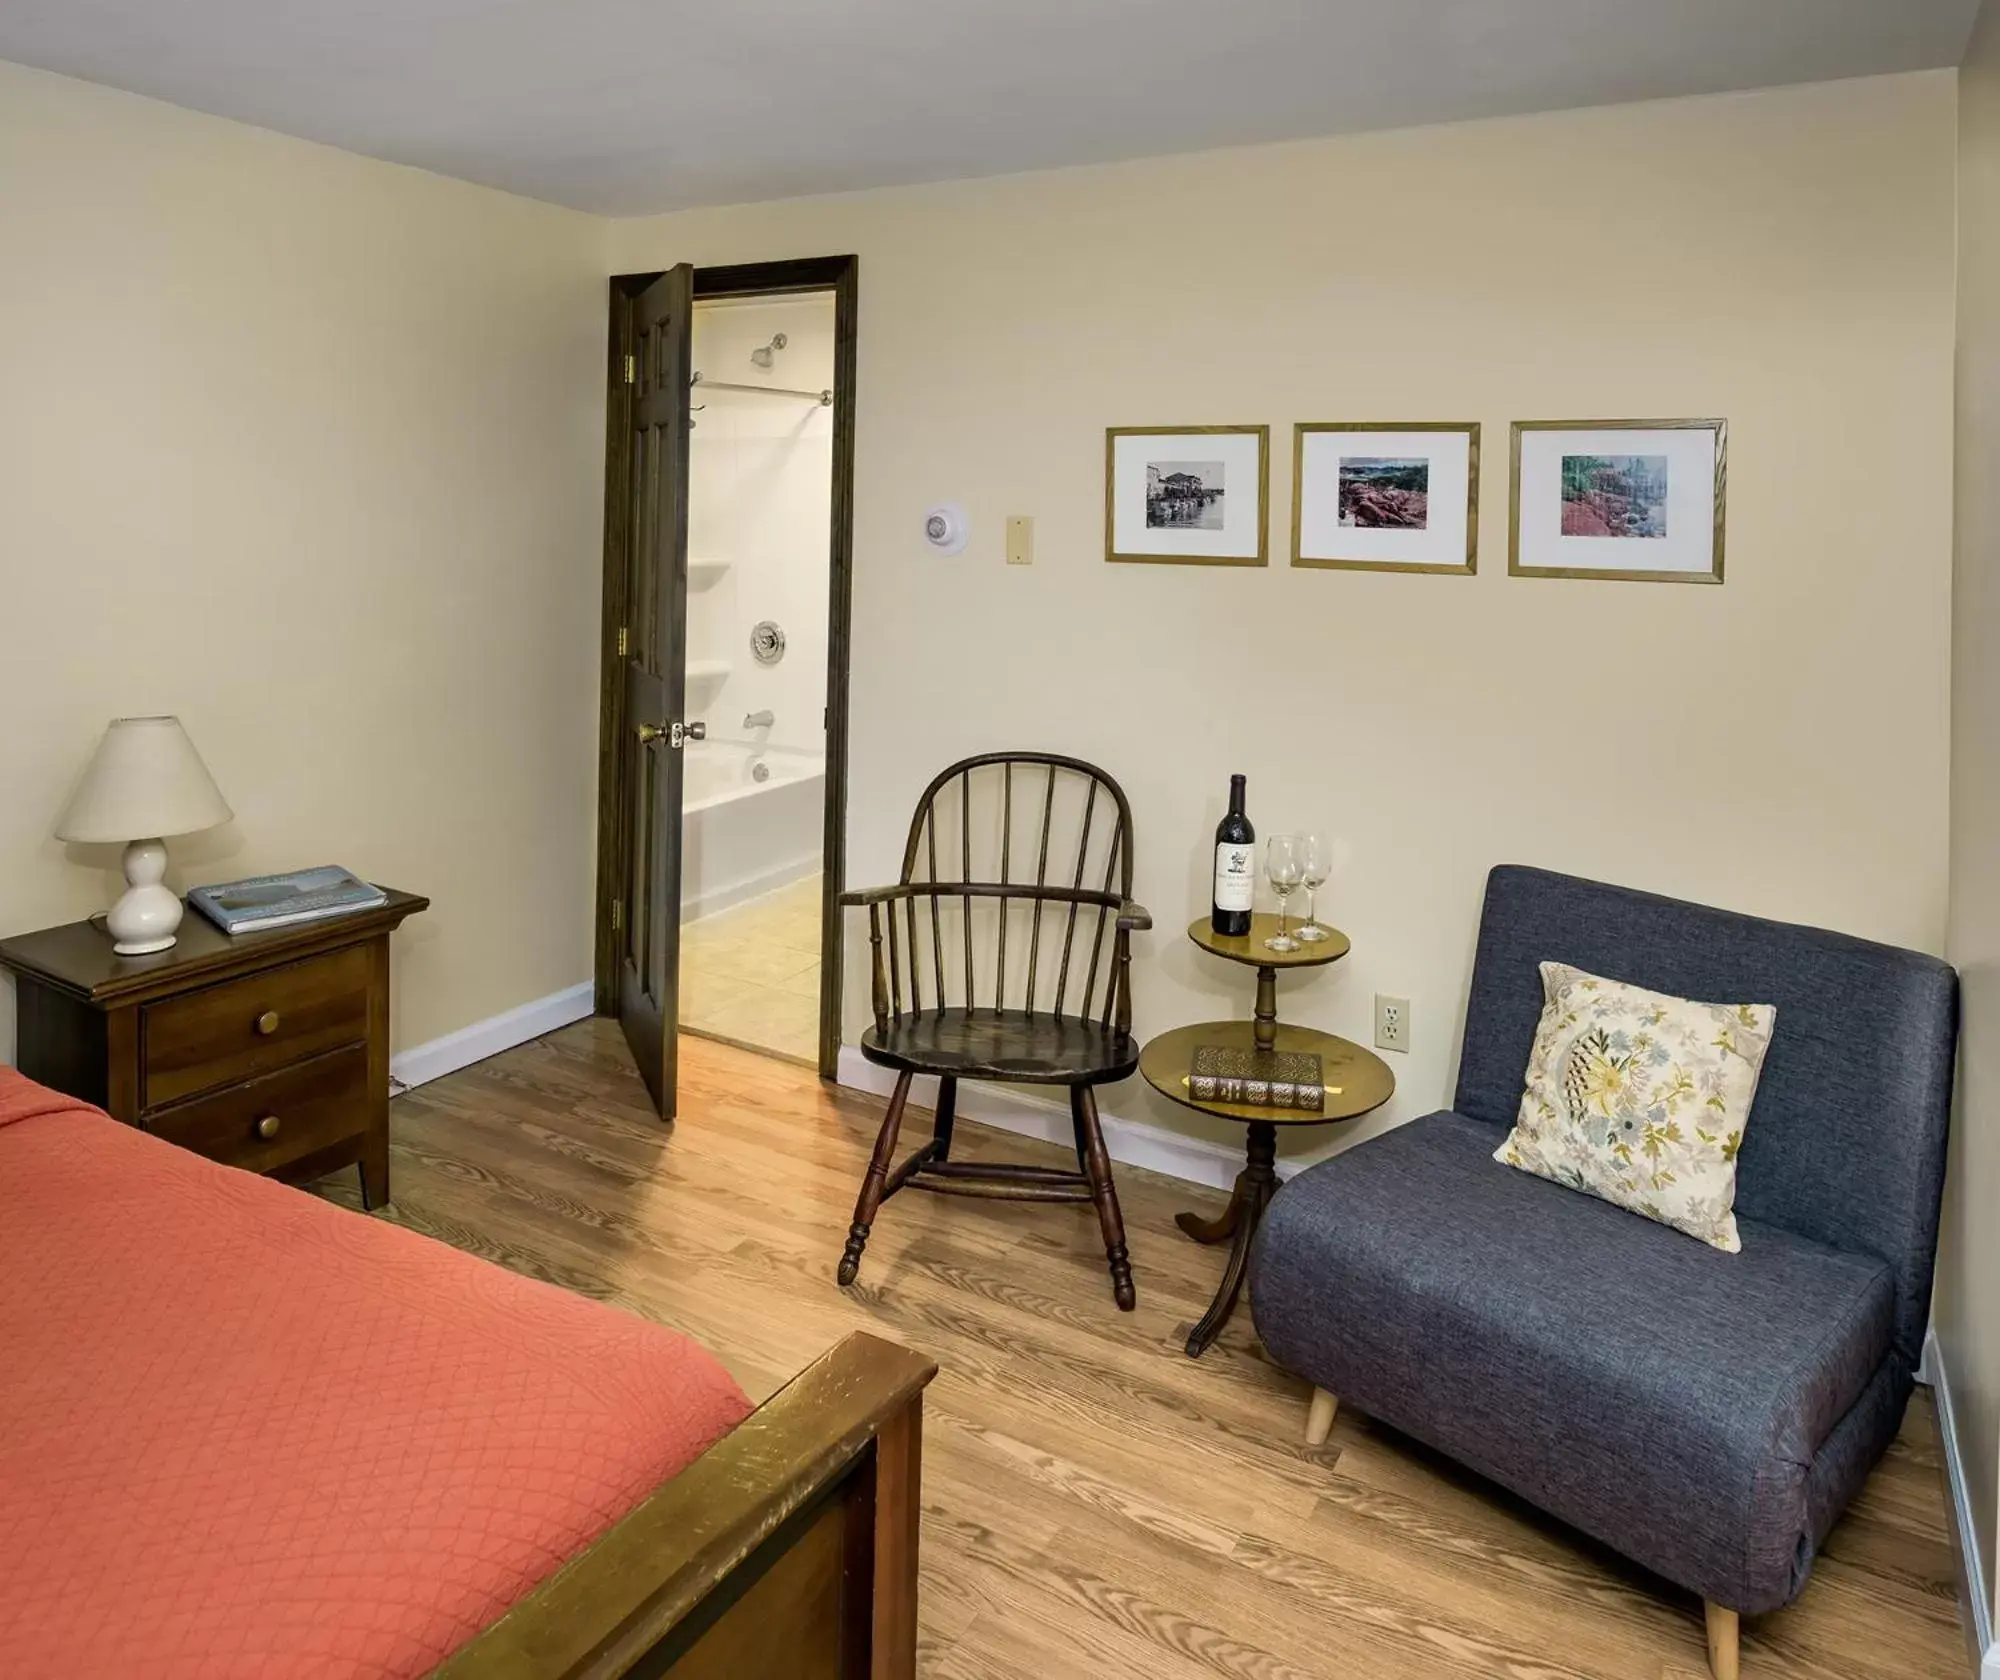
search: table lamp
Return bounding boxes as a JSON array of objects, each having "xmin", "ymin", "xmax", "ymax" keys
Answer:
[{"xmin": 55, "ymin": 716, "xmax": 233, "ymax": 955}]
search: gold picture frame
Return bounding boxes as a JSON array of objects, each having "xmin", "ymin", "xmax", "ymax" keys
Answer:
[
  {"xmin": 1509, "ymin": 418, "xmax": 1727, "ymax": 584},
  {"xmin": 1291, "ymin": 421, "xmax": 1480, "ymax": 575},
  {"xmin": 1105, "ymin": 425, "xmax": 1270, "ymax": 566}
]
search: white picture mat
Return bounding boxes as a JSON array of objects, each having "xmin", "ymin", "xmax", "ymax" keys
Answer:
[
  {"xmin": 1110, "ymin": 431, "xmax": 1265, "ymax": 559},
  {"xmin": 1296, "ymin": 429, "xmax": 1473, "ymax": 566},
  {"xmin": 1516, "ymin": 427, "xmax": 1719, "ymax": 574}
]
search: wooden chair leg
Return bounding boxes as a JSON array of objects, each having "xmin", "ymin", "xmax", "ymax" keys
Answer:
[
  {"xmin": 1304, "ymin": 1387, "xmax": 1338, "ymax": 1447},
  {"xmin": 1072, "ymin": 1086, "xmax": 1136, "ymax": 1311},
  {"xmin": 932, "ymin": 1075, "xmax": 958, "ymax": 1163},
  {"xmin": 838, "ymin": 1071, "xmax": 914, "ymax": 1287},
  {"xmin": 1704, "ymin": 1602, "xmax": 1739, "ymax": 1680}
]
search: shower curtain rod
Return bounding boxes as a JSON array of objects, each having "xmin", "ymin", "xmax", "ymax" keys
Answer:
[{"xmin": 690, "ymin": 372, "xmax": 832, "ymax": 406}]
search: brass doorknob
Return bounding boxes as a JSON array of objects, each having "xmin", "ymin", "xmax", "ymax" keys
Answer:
[
  {"xmin": 255, "ymin": 1010, "xmax": 281, "ymax": 1036},
  {"xmin": 255, "ymin": 1115, "xmax": 281, "ymax": 1140},
  {"xmin": 636, "ymin": 722, "xmax": 667, "ymax": 746}
]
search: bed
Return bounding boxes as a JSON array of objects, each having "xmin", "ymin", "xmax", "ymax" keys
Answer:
[{"xmin": 0, "ymin": 1067, "xmax": 933, "ymax": 1679}]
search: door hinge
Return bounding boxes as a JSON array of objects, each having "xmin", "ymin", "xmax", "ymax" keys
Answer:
[
  {"xmin": 616, "ymin": 626, "xmax": 629, "ymax": 658},
  {"xmin": 611, "ymin": 898, "xmax": 623, "ymax": 933},
  {"xmin": 623, "ymin": 354, "xmax": 636, "ymax": 386}
]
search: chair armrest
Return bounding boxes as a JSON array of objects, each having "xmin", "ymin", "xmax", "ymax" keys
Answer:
[
  {"xmin": 838, "ymin": 884, "xmax": 910, "ymax": 908},
  {"xmin": 1117, "ymin": 900, "xmax": 1153, "ymax": 933}
]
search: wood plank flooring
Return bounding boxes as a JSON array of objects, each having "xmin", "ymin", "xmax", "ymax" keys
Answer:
[{"xmin": 333, "ymin": 1020, "xmax": 1967, "ymax": 1679}]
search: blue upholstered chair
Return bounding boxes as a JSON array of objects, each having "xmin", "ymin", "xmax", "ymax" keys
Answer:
[{"xmin": 1249, "ymin": 865, "xmax": 1957, "ymax": 1680}]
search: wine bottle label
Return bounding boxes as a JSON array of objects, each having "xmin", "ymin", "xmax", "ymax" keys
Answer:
[{"xmin": 1214, "ymin": 843, "xmax": 1255, "ymax": 912}]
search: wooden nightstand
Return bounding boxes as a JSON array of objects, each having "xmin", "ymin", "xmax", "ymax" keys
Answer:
[{"xmin": 0, "ymin": 888, "xmax": 427, "ymax": 1206}]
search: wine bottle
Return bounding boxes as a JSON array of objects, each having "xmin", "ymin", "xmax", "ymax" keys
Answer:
[{"xmin": 1212, "ymin": 773, "xmax": 1255, "ymax": 937}]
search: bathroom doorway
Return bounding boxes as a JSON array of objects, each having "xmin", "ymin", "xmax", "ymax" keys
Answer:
[{"xmin": 594, "ymin": 257, "xmax": 855, "ymax": 1094}]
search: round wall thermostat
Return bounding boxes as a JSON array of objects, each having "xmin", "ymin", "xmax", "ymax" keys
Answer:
[{"xmin": 923, "ymin": 503, "xmax": 969, "ymax": 555}]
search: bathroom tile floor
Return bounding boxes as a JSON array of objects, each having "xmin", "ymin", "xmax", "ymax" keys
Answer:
[{"xmin": 677, "ymin": 873, "xmax": 822, "ymax": 1064}]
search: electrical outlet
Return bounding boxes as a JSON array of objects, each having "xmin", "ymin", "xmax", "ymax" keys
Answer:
[
  {"xmin": 1005, "ymin": 514, "xmax": 1034, "ymax": 565},
  {"xmin": 1374, "ymin": 994, "xmax": 1410, "ymax": 1054}
]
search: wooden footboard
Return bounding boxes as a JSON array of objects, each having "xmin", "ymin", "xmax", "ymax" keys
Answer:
[{"xmin": 430, "ymin": 1331, "xmax": 936, "ymax": 1680}]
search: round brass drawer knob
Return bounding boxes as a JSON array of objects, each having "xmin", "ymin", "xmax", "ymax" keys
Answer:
[
  {"xmin": 255, "ymin": 1010, "xmax": 281, "ymax": 1036},
  {"xmin": 255, "ymin": 1114, "xmax": 281, "ymax": 1141}
]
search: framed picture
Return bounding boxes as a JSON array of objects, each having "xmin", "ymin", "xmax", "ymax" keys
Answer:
[
  {"xmin": 1105, "ymin": 426, "xmax": 1269, "ymax": 566},
  {"xmin": 1510, "ymin": 419, "xmax": 1726, "ymax": 583},
  {"xmin": 1292, "ymin": 422, "xmax": 1480, "ymax": 575}
]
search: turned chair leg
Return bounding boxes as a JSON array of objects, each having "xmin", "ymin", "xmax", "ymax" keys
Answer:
[
  {"xmin": 932, "ymin": 1075, "xmax": 958, "ymax": 1163},
  {"xmin": 1072, "ymin": 1085, "xmax": 1136, "ymax": 1311},
  {"xmin": 1304, "ymin": 1387, "xmax": 1339, "ymax": 1447},
  {"xmin": 838, "ymin": 1071, "xmax": 914, "ymax": 1286},
  {"xmin": 1704, "ymin": 1602, "xmax": 1739, "ymax": 1680}
]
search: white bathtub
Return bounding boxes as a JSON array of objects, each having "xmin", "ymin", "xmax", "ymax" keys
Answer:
[{"xmin": 680, "ymin": 739, "xmax": 826, "ymax": 921}]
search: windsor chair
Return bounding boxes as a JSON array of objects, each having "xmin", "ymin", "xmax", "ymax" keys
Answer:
[{"xmin": 836, "ymin": 753, "xmax": 1152, "ymax": 1309}]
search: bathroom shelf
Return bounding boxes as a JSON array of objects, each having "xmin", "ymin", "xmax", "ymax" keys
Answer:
[
  {"xmin": 688, "ymin": 556, "xmax": 731, "ymax": 590},
  {"xmin": 685, "ymin": 659, "xmax": 733, "ymax": 693}
]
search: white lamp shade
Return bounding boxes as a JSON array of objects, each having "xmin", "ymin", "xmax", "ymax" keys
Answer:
[{"xmin": 55, "ymin": 716, "xmax": 233, "ymax": 843}]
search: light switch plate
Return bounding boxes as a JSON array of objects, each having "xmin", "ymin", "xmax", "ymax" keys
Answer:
[{"xmin": 1005, "ymin": 515, "xmax": 1034, "ymax": 566}]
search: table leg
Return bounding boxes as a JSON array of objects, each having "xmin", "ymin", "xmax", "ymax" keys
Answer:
[
  {"xmin": 1253, "ymin": 964, "xmax": 1278, "ymax": 1054},
  {"xmin": 1183, "ymin": 1121, "xmax": 1279, "ymax": 1358},
  {"xmin": 1175, "ymin": 1178, "xmax": 1244, "ymax": 1245}
]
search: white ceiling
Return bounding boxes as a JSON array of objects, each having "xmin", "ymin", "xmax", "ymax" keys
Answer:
[{"xmin": 0, "ymin": 0, "xmax": 1979, "ymax": 215}]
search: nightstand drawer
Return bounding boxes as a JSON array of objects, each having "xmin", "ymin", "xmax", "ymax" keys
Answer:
[
  {"xmin": 145, "ymin": 1045, "xmax": 370, "ymax": 1175},
  {"xmin": 143, "ymin": 946, "xmax": 370, "ymax": 1109}
]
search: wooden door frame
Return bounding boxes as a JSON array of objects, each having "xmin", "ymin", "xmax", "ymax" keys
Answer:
[{"xmin": 594, "ymin": 255, "xmax": 858, "ymax": 1082}]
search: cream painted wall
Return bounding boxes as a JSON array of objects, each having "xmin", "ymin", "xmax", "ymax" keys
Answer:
[
  {"xmin": 0, "ymin": 60, "xmax": 610, "ymax": 1059},
  {"xmin": 612, "ymin": 73, "xmax": 1958, "ymax": 1158},
  {"xmin": 1943, "ymin": 0, "xmax": 2000, "ymax": 1635}
]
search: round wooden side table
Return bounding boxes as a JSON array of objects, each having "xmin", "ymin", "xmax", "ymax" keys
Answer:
[{"xmin": 1140, "ymin": 914, "xmax": 1395, "ymax": 1357}]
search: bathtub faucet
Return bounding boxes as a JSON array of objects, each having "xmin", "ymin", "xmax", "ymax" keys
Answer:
[{"xmin": 743, "ymin": 710, "xmax": 775, "ymax": 730}]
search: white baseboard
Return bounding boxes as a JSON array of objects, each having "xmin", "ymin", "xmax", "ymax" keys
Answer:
[
  {"xmin": 1927, "ymin": 1329, "xmax": 2000, "ymax": 1677},
  {"xmin": 833, "ymin": 1046, "xmax": 1298, "ymax": 1194},
  {"xmin": 391, "ymin": 981, "xmax": 595, "ymax": 1090},
  {"xmin": 681, "ymin": 855, "xmax": 818, "ymax": 924}
]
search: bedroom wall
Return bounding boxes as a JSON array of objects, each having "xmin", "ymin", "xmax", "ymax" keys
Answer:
[
  {"xmin": 611, "ymin": 72, "xmax": 1958, "ymax": 1160},
  {"xmin": 0, "ymin": 59, "xmax": 610, "ymax": 1059},
  {"xmin": 1942, "ymin": 0, "xmax": 2000, "ymax": 1650}
]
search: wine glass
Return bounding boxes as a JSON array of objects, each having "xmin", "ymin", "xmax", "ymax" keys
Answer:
[
  {"xmin": 1295, "ymin": 831, "xmax": 1331, "ymax": 942},
  {"xmin": 1265, "ymin": 835, "xmax": 1304, "ymax": 952}
]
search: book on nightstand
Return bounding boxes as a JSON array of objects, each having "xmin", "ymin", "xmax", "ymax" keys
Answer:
[
  {"xmin": 1187, "ymin": 1044, "xmax": 1326, "ymax": 1111},
  {"xmin": 188, "ymin": 866, "xmax": 387, "ymax": 936}
]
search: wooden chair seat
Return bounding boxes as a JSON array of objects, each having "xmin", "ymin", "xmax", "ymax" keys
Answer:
[
  {"xmin": 835, "ymin": 753, "xmax": 1149, "ymax": 1311},
  {"xmin": 859, "ymin": 1008, "xmax": 1138, "ymax": 1086}
]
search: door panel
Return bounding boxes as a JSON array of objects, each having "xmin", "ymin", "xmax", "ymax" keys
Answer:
[{"xmin": 617, "ymin": 263, "xmax": 694, "ymax": 1117}]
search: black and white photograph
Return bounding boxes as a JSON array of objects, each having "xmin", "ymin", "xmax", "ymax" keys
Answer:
[
  {"xmin": 1511, "ymin": 420, "xmax": 1725, "ymax": 582},
  {"xmin": 1146, "ymin": 461, "xmax": 1227, "ymax": 530},
  {"xmin": 1107, "ymin": 427, "xmax": 1268, "ymax": 565},
  {"xmin": 1293, "ymin": 423, "xmax": 1479, "ymax": 574}
]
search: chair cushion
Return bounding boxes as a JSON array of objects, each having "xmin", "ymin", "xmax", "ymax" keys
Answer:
[
  {"xmin": 1249, "ymin": 1111, "xmax": 1898, "ymax": 1612},
  {"xmin": 859, "ymin": 1008, "xmax": 1137, "ymax": 1084}
]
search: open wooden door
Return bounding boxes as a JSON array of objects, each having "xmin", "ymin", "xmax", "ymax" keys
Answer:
[{"xmin": 615, "ymin": 263, "xmax": 698, "ymax": 1117}]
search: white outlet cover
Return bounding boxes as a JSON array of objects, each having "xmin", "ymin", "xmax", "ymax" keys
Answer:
[{"xmin": 923, "ymin": 502, "xmax": 969, "ymax": 555}]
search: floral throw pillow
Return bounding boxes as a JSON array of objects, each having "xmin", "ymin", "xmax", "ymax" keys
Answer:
[{"xmin": 1492, "ymin": 962, "xmax": 1776, "ymax": 1252}]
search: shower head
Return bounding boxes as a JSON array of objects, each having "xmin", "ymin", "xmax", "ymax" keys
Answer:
[{"xmin": 750, "ymin": 332, "xmax": 787, "ymax": 370}]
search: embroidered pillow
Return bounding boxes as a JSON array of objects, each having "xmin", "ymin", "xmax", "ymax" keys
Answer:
[{"xmin": 1493, "ymin": 962, "xmax": 1775, "ymax": 1252}]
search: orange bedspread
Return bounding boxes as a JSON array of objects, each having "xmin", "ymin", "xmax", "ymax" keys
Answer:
[{"xmin": 0, "ymin": 1069, "xmax": 752, "ymax": 1679}]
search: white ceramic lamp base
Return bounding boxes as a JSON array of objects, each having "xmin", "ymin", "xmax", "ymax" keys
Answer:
[{"xmin": 107, "ymin": 837, "xmax": 184, "ymax": 955}]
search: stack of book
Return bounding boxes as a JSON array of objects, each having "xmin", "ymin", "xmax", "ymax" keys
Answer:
[{"xmin": 189, "ymin": 867, "xmax": 386, "ymax": 937}]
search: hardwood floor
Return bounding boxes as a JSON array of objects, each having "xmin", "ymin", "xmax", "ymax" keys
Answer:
[{"xmin": 334, "ymin": 1020, "xmax": 1967, "ymax": 1679}]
